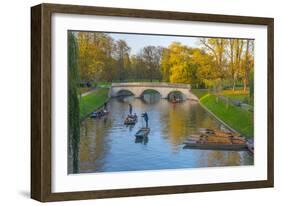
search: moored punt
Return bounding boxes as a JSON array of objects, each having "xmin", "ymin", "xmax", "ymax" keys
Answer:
[
  {"xmin": 183, "ymin": 129, "xmax": 251, "ymax": 152},
  {"xmin": 198, "ymin": 128, "xmax": 215, "ymax": 134},
  {"xmin": 199, "ymin": 128, "xmax": 242, "ymax": 138},
  {"xmin": 135, "ymin": 128, "xmax": 150, "ymax": 138},
  {"xmin": 183, "ymin": 142, "xmax": 248, "ymax": 151},
  {"xmin": 246, "ymin": 139, "xmax": 254, "ymax": 153},
  {"xmin": 213, "ymin": 130, "xmax": 234, "ymax": 138},
  {"xmin": 186, "ymin": 134, "xmax": 202, "ymax": 141},
  {"xmin": 90, "ymin": 110, "xmax": 109, "ymax": 118}
]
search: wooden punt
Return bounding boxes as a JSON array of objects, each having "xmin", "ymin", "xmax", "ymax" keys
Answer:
[
  {"xmin": 214, "ymin": 130, "xmax": 233, "ymax": 137},
  {"xmin": 124, "ymin": 114, "xmax": 138, "ymax": 125},
  {"xmin": 90, "ymin": 110, "xmax": 109, "ymax": 118},
  {"xmin": 246, "ymin": 139, "xmax": 254, "ymax": 153},
  {"xmin": 198, "ymin": 128, "xmax": 215, "ymax": 134},
  {"xmin": 183, "ymin": 129, "xmax": 252, "ymax": 152},
  {"xmin": 135, "ymin": 128, "xmax": 150, "ymax": 138},
  {"xmin": 124, "ymin": 119, "xmax": 137, "ymax": 125},
  {"xmin": 183, "ymin": 142, "xmax": 248, "ymax": 151}
]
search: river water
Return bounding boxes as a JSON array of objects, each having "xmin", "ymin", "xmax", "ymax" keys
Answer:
[{"xmin": 70, "ymin": 93, "xmax": 253, "ymax": 174}]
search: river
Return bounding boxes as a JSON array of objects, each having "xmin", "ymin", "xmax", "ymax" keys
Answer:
[{"xmin": 69, "ymin": 93, "xmax": 253, "ymax": 174}]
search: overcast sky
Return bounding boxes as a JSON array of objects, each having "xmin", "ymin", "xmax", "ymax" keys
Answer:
[{"xmin": 108, "ymin": 32, "xmax": 199, "ymax": 55}]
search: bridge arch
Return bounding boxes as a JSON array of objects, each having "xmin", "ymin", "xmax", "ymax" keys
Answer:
[
  {"xmin": 140, "ymin": 89, "xmax": 161, "ymax": 97},
  {"xmin": 167, "ymin": 90, "xmax": 186, "ymax": 101},
  {"xmin": 115, "ymin": 89, "xmax": 135, "ymax": 97}
]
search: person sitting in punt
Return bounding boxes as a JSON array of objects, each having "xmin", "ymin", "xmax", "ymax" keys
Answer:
[{"xmin": 133, "ymin": 113, "xmax": 137, "ymax": 119}]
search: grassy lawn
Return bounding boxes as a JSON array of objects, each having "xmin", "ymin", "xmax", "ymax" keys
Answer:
[
  {"xmin": 79, "ymin": 88, "xmax": 109, "ymax": 119},
  {"xmin": 200, "ymin": 94, "xmax": 253, "ymax": 138},
  {"xmin": 191, "ymin": 89, "xmax": 209, "ymax": 99},
  {"xmin": 79, "ymin": 87, "xmax": 93, "ymax": 94},
  {"xmin": 221, "ymin": 89, "xmax": 251, "ymax": 105},
  {"xmin": 97, "ymin": 82, "xmax": 112, "ymax": 88}
]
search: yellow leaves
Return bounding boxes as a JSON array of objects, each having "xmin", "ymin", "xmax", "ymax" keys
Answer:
[
  {"xmin": 76, "ymin": 32, "xmax": 116, "ymax": 81},
  {"xmin": 161, "ymin": 42, "xmax": 208, "ymax": 84}
]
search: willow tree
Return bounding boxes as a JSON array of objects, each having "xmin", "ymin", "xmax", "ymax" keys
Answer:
[{"xmin": 68, "ymin": 32, "xmax": 80, "ymax": 173}]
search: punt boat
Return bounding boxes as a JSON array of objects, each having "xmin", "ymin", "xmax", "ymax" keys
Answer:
[{"xmin": 135, "ymin": 128, "xmax": 150, "ymax": 138}]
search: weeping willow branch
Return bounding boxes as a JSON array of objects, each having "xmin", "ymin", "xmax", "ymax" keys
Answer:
[{"xmin": 68, "ymin": 32, "xmax": 80, "ymax": 173}]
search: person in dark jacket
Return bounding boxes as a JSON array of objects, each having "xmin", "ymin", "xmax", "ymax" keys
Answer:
[
  {"xmin": 104, "ymin": 102, "xmax": 107, "ymax": 111},
  {"xmin": 129, "ymin": 103, "xmax": 133, "ymax": 115},
  {"xmin": 142, "ymin": 112, "xmax": 149, "ymax": 128}
]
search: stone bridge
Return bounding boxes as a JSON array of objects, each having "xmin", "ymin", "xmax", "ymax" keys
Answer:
[{"xmin": 109, "ymin": 82, "xmax": 198, "ymax": 101}]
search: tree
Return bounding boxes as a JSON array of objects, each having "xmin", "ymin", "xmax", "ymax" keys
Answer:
[
  {"xmin": 77, "ymin": 32, "xmax": 116, "ymax": 82},
  {"xmin": 226, "ymin": 39, "xmax": 244, "ymax": 90},
  {"xmin": 249, "ymin": 69, "xmax": 254, "ymax": 105},
  {"xmin": 68, "ymin": 32, "xmax": 80, "ymax": 173},
  {"xmin": 140, "ymin": 46, "xmax": 163, "ymax": 81},
  {"xmin": 191, "ymin": 48, "xmax": 216, "ymax": 88},
  {"xmin": 74, "ymin": 31, "xmax": 254, "ymax": 92},
  {"xmin": 160, "ymin": 42, "xmax": 203, "ymax": 84},
  {"xmin": 114, "ymin": 40, "xmax": 131, "ymax": 81},
  {"xmin": 130, "ymin": 54, "xmax": 146, "ymax": 80},
  {"xmin": 160, "ymin": 48, "xmax": 171, "ymax": 82},
  {"xmin": 241, "ymin": 40, "xmax": 254, "ymax": 91},
  {"xmin": 200, "ymin": 38, "xmax": 228, "ymax": 92},
  {"xmin": 167, "ymin": 43, "xmax": 190, "ymax": 83}
]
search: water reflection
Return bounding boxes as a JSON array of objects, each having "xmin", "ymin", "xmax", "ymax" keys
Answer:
[
  {"xmin": 141, "ymin": 93, "xmax": 161, "ymax": 104},
  {"xmin": 135, "ymin": 136, "xmax": 149, "ymax": 145},
  {"xmin": 69, "ymin": 93, "xmax": 253, "ymax": 173}
]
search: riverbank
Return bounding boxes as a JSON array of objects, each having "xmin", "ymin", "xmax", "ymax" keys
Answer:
[
  {"xmin": 191, "ymin": 89, "xmax": 253, "ymax": 138},
  {"xmin": 200, "ymin": 94, "xmax": 253, "ymax": 138},
  {"xmin": 79, "ymin": 88, "xmax": 109, "ymax": 120}
]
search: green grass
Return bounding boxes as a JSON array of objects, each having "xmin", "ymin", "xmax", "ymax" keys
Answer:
[
  {"xmin": 223, "ymin": 94, "xmax": 247, "ymax": 101},
  {"xmin": 79, "ymin": 88, "xmax": 109, "ymax": 119},
  {"xmin": 79, "ymin": 87, "xmax": 93, "ymax": 94},
  {"xmin": 200, "ymin": 94, "xmax": 253, "ymax": 138},
  {"xmin": 97, "ymin": 82, "xmax": 112, "ymax": 88},
  {"xmin": 222, "ymin": 89, "xmax": 251, "ymax": 104},
  {"xmin": 191, "ymin": 89, "xmax": 209, "ymax": 99}
]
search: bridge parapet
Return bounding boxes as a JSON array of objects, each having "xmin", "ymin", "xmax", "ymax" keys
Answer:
[
  {"xmin": 111, "ymin": 82, "xmax": 191, "ymax": 89},
  {"xmin": 109, "ymin": 82, "xmax": 198, "ymax": 101}
]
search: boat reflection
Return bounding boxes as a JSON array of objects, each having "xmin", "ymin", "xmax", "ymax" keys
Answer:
[{"xmin": 135, "ymin": 136, "xmax": 149, "ymax": 145}]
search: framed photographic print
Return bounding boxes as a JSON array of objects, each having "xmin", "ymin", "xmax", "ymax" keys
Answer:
[{"xmin": 31, "ymin": 3, "xmax": 274, "ymax": 202}]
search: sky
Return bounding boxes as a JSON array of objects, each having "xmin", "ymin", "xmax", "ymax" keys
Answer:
[{"xmin": 108, "ymin": 32, "xmax": 200, "ymax": 55}]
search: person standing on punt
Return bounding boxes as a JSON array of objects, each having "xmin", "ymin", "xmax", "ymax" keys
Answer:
[
  {"xmin": 104, "ymin": 102, "xmax": 107, "ymax": 111},
  {"xmin": 142, "ymin": 112, "xmax": 149, "ymax": 128},
  {"xmin": 129, "ymin": 103, "xmax": 133, "ymax": 115}
]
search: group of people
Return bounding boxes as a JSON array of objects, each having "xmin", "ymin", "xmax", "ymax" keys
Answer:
[
  {"xmin": 91, "ymin": 108, "xmax": 108, "ymax": 118},
  {"xmin": 128, "ymin": 103, "xmax": 149, "ymax": 128},
  {"xmin": 171, "ymin": 95, "xmax": 181, "ymax": 103},
  {"xmin": 124, "ymin": 113, "xmax": 138, "ymax": 124},
  {"xmin": 101, "ymin": 102, "xmax": 149, "ymax": 127}
]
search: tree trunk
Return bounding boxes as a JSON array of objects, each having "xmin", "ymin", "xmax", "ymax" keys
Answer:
[
  {"xmin": 232, "ymin": 79, "xmax": 236, "ymax": 91},
  {"xmin": 243, "ymin": 78, "xmax": 247, "ymax": 91}
]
